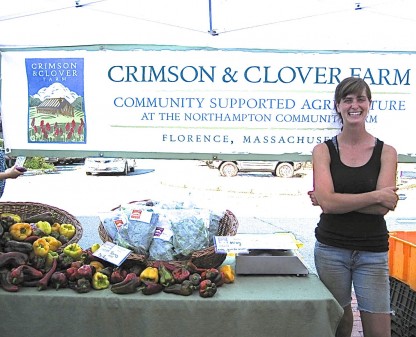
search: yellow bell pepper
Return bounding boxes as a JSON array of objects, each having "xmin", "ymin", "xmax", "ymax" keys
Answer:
[
  {"xmin": 89, "ymin": 261, "xmax": 105, "ymax": 272},
  {"xmin": 9, "ymin": 223, "xmax": 33, "ymax": 241},
  {"xmin": 90, "ymin": 243, "xmax": 101, "ymax": 253},
  {"xmin": 0, "ymin": 212, "xmax": 21, "ymax": 223},
  {"xmin": 92, "ymin": 272, "xmax": 110, "ymax": 290},
  {"xmin": 33, "ymin": 238, "xmax": 50, "ymax": 257},
  {"xmin": 140, "ymin": 266, "xmax": 159, "ymax": 283},
  {"xmin": 219, "ymin": 265, "xmax": 235, "ymax": 283},
  {"xmin": 51, "ymin": 222, "xmax": 61, "ymax": 233},
  {"xmin": 43, "ymin": 236, "xmax": 62, "ymax": 252},
  {"xmin": 59, "ymin": 223, "xmax": 76, "ymax": 239},
  {"xmin": 36, "ymin": 221, "xmax": 52, "ymax": 235}
]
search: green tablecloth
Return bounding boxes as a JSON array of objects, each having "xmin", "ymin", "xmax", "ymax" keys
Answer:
[{"xmin": 0, "ymin": 274, "xmax": 342, "ymax": 337}]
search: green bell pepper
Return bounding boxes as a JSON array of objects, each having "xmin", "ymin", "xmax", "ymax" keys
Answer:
[{"xmin": 63, "ymin": 243, "xmax": 83, "ymax": 260}]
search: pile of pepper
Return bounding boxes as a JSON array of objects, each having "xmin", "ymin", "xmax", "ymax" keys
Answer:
[
  {"xmin": 0, "ymin": 212, "xmax": 236, "ymax": 296},
  {"xmin": 0, "ymin": 230, "xmax": 116, "ymax": 293},
  {"xmin": 0, "ymin": 212, "xmax": 88, "ymax": 292},
  {"xmin": 136, "ymin": 260, "xmax": 235, "ymax": 298}
]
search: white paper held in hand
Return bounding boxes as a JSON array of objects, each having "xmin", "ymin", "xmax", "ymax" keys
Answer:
[
  {"xmin": 15, "ymin": 156, "xmax": 27, "ymax": 172},
  {"xmin": 15, "ymin": 156, "xmax": 26, "ymax": 167}
]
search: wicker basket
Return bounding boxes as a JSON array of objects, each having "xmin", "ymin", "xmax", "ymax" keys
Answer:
[
  {"xmin": 98, "ymin": 205, "xmax": 239, "ymax": 269},
  {"xmin": 0, "ymin": 201, "xmax": 83, "ymax": 249}
]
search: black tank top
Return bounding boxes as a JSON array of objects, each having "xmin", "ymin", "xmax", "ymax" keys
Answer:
[{"xmin": 315, "ymin": 137, "xmax": 389, "ymax": 252}]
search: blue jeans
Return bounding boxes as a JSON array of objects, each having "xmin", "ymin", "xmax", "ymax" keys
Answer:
[{"xmin": 314, "ymin": 241, "xmax": 391, "ymax": 313}]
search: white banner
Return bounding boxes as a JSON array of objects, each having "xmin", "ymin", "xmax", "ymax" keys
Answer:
[{"xmin": 1, "ymin": 48, "xmax": 414, "ymax": 157}]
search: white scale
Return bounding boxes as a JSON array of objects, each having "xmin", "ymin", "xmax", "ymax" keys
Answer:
[{"xmin": 215, "ymin": 233, "xmax": 309, "ymax": 276}]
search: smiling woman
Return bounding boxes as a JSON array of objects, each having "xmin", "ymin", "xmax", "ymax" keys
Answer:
[{"xmin": 310, "ymin": 77, "xmax": 398, "ymax": 337}]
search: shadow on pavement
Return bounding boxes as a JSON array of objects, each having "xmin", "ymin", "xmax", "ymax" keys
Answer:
[
  {"xmin": 129, "ymin": 169, "xmax": 155, "ymax": 176},
  {"xmin": 86, "ymin": 169, "xmax": 155, "ymax": 176}
]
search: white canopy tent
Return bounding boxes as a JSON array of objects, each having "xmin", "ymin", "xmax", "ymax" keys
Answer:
[{"xmin": 1, "ymin": 0, "xmax": 415, "ymax": 52}]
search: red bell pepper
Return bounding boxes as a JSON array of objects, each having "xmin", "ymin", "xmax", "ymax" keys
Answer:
[
  {"xmin": 172, "ymin": 267, "xmax": 190, "ymax": 284},
  {"xmin": 201, "ymin": 268, "xmax": 220, "ymax": 282},
  {"xmin": 199, "ymin": 279, "xmax": 217, "ymax": 298}
]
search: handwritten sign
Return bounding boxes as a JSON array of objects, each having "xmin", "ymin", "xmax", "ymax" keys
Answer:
[
  {"xmin": 214, "ymin": 236, "xmax": 249, "ymax": 254},
  {"xmin": 214, "ymin": 233, "xmax": 299, "ymax": 254},
  {"xmin": 92, "ymin": 241, "xmax": 132, "ymax": 266}
]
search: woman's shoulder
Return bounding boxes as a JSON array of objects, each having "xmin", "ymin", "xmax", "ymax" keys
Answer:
[
  {"xmin": 312, "ymin": 141, "xmax": 331, "ymax": 158},
  {"xmin": 381, "ymin": 142, "xmax": 397, "ymax": 156},
  {"xmin": 376, "ymin": 138, "xmax": 397, "ymax": 159},
  {"xmin": 313, "ymin": 137, "xmax": 334, "ymax": 151}
]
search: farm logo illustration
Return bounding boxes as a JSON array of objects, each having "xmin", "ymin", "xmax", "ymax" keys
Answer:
[{"xmin": 25, "ymin": 58, "xmax": 86, "ymax": 144}]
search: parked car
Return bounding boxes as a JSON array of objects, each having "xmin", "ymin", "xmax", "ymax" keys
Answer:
[
  {"xmin": 208, "ymin": 160, "xmax": 303, "ymax": 178},
  {"xmin": 84, "ymin": 157, "xmax": 136, "ymax": 175}
]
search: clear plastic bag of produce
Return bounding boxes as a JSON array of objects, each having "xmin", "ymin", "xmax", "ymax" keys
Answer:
[
  {"xmin": 207, "ymin": 210, "xmax": 223, "ymax": 245},
  {"xmin": 99, "ymin": 211, "xmax": 129, "ymax": 240},
  {"xmin": 115, "ymin": 208, "xmax": 159, "ymax": 255},
  {"xmin": 169, "ymin": 209, "xmax": 210, "ymax": 258},
  {"xmin": 101, "ymin": 199, "xmax": 228, "ymax": 259},
  {"xmin": 148, "ymin": 217, "xmax": 175, "ymax": 261}
]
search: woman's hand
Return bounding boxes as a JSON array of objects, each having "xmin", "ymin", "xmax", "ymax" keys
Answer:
[
  {"xmin": 307, "ymin": 190, "xmax": 320, "ymax": 206},
  {"xmin": 377, "ymin": 186, "xmax": 399, "ymax": 211},
  {"xmin": 4, "ymin": 166, "xmax": 24, "ymax": 179}
]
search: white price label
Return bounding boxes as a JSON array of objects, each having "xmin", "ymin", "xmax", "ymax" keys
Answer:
[
  {"xmin": 92, "ymin": 241, "xmax": 132, "ymax": 266},
  {"xmin": 214, "ymin": 236, "xmax": 249, "ymax": 254}
]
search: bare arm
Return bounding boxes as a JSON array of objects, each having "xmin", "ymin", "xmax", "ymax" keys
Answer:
[
  {"xmin": 354, "ymin": 144, "xmax": 398, "ymax": 214},
  {"xmin": 311, "ymin": 142, "xmax": 398, "ymax": 215},
  {"xmin": 0, "ymin": 166, "xmax": 24, "ymax": 180}
]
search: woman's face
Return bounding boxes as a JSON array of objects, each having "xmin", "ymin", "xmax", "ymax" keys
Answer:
[{"xmin": 336, "ymin": 88, "xmax": 371, "ymax": 124}]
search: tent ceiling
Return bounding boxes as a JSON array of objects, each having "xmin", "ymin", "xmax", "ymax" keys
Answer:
[{"xmin": 1, "ymin": 0, "xmax": 416, "ymax": 51}]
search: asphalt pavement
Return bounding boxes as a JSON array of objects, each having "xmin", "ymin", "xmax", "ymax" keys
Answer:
[{"xmin": 2, "ymin": 159, "xmax": 416, "ymax": 275}]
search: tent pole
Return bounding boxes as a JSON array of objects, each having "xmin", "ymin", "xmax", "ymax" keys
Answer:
[{"xmin": 208, "ymin": 0, "xmax": 218, "ymax": 36}]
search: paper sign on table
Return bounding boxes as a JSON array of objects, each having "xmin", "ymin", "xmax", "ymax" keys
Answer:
[
  {"xmin": 92, "ymin": 241, "xmax": 132, "ymax": 266},
  {"xmin": 214, "ymin": 236, "xmax": 249, "ymax": 254},
  {"xmin": 235, "ymin": 233, "xmax": 299, "ymax": 250},
  {"xmin": 214, "ymin": 233, "xmax": 299, "ymax": 254}
]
